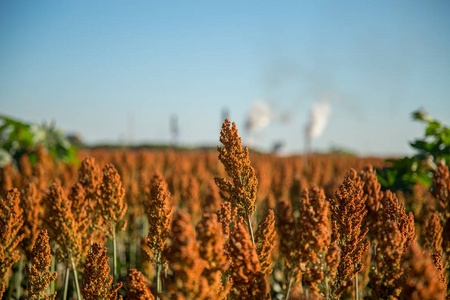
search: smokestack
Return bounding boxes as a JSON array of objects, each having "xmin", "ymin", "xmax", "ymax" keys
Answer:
[
  {"xmin": 305, "ymin": 99, "xmax": 331, "ymax": 153},
  {"xmin": 245, "ymin": 100, "xmax": 272, "ymax": 133}
]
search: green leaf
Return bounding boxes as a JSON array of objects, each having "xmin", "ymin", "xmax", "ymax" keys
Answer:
[
  {"xmin": 410, "ymin": 140, "xmax": 434, "ymax": 152},
  {"xmin": 417, "ymin": 171, "xmax": 432, "ymax": 187},
  {"xmin": 441, "ymin": 128, "xmax": 450, "ymax": 145},
  {"xmin": 425, "ymin": 121, "xmax": 442, "ymax": 136}
]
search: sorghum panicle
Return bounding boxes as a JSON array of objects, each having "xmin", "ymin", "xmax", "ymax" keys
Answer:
[
  {"xmin": 329, "ymin": 169, "xmax": 370, "ymax": 297},
  {"xmin": 0, "ymin": 188, "xmax": 24, "ymax": 297},
  {"xmin": 144, "ymin": 173, "xmax": 173, "ymax": 262},
  {"xmin": 432, "ymin": 162, "xmax": 450, "ymax": 256},
  {"xmin": 422, "ymin": 211, "xmax": 447, "ymax": 294},
  {"xmin": 196, "ymin": 213, "xmax": 230, "ymax": 299},
  {"xmin": 26, "ymin": 230, "xmax": 57, "ymax": 300},
  {"xmin": 433, "ymin": 162, "xmax": 450, "ymax": 219},
  {"xmin": 164, "ymin": 210, "xmax": 210, "ymax": 299},
  {"xmin": 77, "ymin": 157, "xmax": 106, "ymax": 245},
  {"xmin": 400, "ymin": 243, "xmax": 445, "ymax": 300},
  {"xmin": 78, "ymin": 157, "xmax": 102, "ymax": 203},
  {"xmin": 370, "ymin": 189, "xmax": 416, "ymax": 298},
  {"xmin": 383, "ymin": 190, "xmax": 416, "ymax": 253},
  {"xmin": 81, "ymin": 243, "xmax": 123, "ymax": 300},
  {"xmin": 19, "ymin": 181, "xmax": 41, "ymax": 259},
  {"xmin": 44, "ymin": 180, "xmax": 83, "ymax": 263},
  {"xmin": 214, "ymin": 119, "xmax": 258, "ymax": 218},
  {"xmin": 124, "ymin": 268, "xmax": 155, "ymax": 300},
  {"xmin": 0, "ymin": 165, "xmax": 14, "ymax": 198},
  {"xmin": 254, "ymin": 209, "xmax": 276, "ymax": 275},
  {"xmin": 100, "ymin": 164, "xmax": 128, "ymax": 235},
  {"xmin": 423, "ymin": 211, "xmax": 443, "ymax": 254},
  {"xmin": 275, "ymin": 200, "xmax": 297, "ymax": 276},
  {"xmin": 68, "ymin": 182, "xmax": 91, "ymax": 257},
  {"xmin": 359, "ymin": 166, "xmax": 382, "ymax": 241},
  {"xmin": 203, "ymin": 180, "xmax": 222, "ymax": 213},
  {"xmin": 299, "ymin": 187, "xmax": 331, "ymax": 298},
  {"xmin": 370, "ymin": 219, "xmax": 406, "ymax": 299},
  {"xmin": 228, "ymin": 220, "xmax": 269, "ymax": 300}
]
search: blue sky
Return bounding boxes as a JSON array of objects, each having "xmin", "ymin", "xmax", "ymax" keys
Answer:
[{"xmin": 1, "ymin": 1, "xmax": 449, "ymax": 155}]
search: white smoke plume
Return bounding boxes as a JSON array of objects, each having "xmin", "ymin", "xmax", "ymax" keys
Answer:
[
  {"xmin": 305, "ymin": 100, "xmax": 331, "ymax": 139},
  {"xmin": 245, "ymin": 100, "xmax": 273, "ymax": 133}
]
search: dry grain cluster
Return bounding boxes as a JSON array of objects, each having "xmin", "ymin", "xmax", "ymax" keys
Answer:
[{"xmin": 0, "ymin": 119, "xmax": 448, "ymax": 299}]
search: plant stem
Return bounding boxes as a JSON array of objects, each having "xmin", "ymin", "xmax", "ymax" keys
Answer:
[
  {"xmin": 71, "ymin": 258, "xmax": 82, "ymax": 300},
  {"xmin": 285, "ymin": 269, "xmax": 296, "ymax": 300},
  {"xmin": 155, "ymin": 251, "xmax": 162, "ymax": 300},
  {"xmin": 63, "ymin": 266, "xmax": 70, "ymax": 300},
  {"xmin": 325, "ymin": 275, "xmax": 330, "ymax": 300},
  {"xmin": 354, "ymin": 272, "xmax": 359, "ymax": 300},
  {"xmin": 113, "ymin": 227, "xmax": 117, "ymax": 284},
  {"xmin": 130, "ymin": 236, "xmax": 137, "ymax": 269},
  {"xmin": 246, "ymin": 213, "xmax": 255, "ymax": 244},
  {"xmin": 321, "ymin": 251, "xmax": 330, "ymax": 300},
  {"xmin": 50, "ymin": 257, "xmax": 56, "ymax": 295},
  {"xmin": 15, "ymin": 255, "xmax": 23, "ymax": 300}
]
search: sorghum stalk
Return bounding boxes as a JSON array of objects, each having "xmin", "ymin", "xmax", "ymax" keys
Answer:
[
  {"xmin": 321, "ymin": 251, "xmax": 330, "ymax": 300},
  {"xmin": 246, "ymin": 213, "xmax": 255, "ymax": 244},
  {"xmin": 155, "ymin": 252, "xmax": 162, "ymax": 298},
  {"xmin": 71, "ymin": 257, "xmax": 81, "ymax": 299},
  {"xmin": 113, "ymin": 227, "xmax": 117, "ymax": 283},
  {"xmin": 285, "ymin": 270, "xmax": 295, "ymax": 300},
  {"xmin": 355, "ymin": 271, "xmax": 359, "ymax": 300},
  {"xmin": 63, "ymin": 267, "xmax": 70, "ymax": 300},
  {"xmin": 325, "ymin": 273, "xmax": 330, "ymax": 300},
  {"xmin": 130, "ymin": 238, "xmax": 137, "ymax": 269},
  {"xmin": 50, "ymin": 257, "xmax": 55, "ymax": 295},
  {"xmin": 15, "ymin": 255, "xmax": 23, "ymax": 300}
]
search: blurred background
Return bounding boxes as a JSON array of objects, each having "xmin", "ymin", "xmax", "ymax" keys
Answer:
[{"xmin": 1, "ymin": 0, "xmax": 449, "ymax": 156}]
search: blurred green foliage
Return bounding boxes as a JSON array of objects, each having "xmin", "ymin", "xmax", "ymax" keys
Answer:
[
  {"xmin": 0, "ymin": 115, "xmax": 78, "ymax": 167},
  {"xmin": 377, "ymin": 109, "xmax": 450, "ymax": 193}
]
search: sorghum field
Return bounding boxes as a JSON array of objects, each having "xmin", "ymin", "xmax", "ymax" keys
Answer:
[{"xmin": 1, "ymin": 119, "xmax": 449, "ymax": 300}]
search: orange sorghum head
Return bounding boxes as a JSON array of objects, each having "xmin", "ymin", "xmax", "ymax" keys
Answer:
[
  {"xmin": 164, "ymin": 210, "xmax": 210, "ymax": 299},
  {"xmin": 44, "ymin": 180, "xmax": 83, "ymax": 263},
  {"xmin": 214, "ymin": 119, "xmax": 258, "ymax": 218},
  {"xmin": 144, "ymin": 173, "xmax": 173, "ymax": 261},
  {"xmin": 0, "ymin": 188, "xmax": 24, "ymax": 288},
  {"xmin": 329, "ymin": 169, "xmax": 370, "ymax": 297},
  {"xmin": 400, "ymin": 243, "xmax": 445, "ymax": 300},
  {"xmin": 124, "ymin": 268, "xmax": 154, "ymax": 300},
  {"xmin": 26, "ymin": 229, "xmax": 57, "ymax": 300},
  {"xmin": 82, "ymin": 243, "xmax": 122, "ymax": 300},
  {"xmin": 196, "ymin": 213, "xmax": 229, "ymax": 299},
  {"xmin": 228, "ymin": 221, "xmax": 269, "ymax": 300},
  {"xmin": 254, "ymin": 209, "xmax": 276, "ymax": 275},
  {"xmin": 100, "ymin": 164, "xmax": 127, "ymax": 234}
]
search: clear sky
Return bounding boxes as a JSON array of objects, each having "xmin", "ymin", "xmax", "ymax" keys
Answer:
[{"xmin": 1, "ymin": 1, "xmax": 449, "ymax": 155}]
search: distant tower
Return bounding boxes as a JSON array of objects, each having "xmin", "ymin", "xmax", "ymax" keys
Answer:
[{"xmin": 170, "ymin": 115, "xmax": 179, "ymax": 147}]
